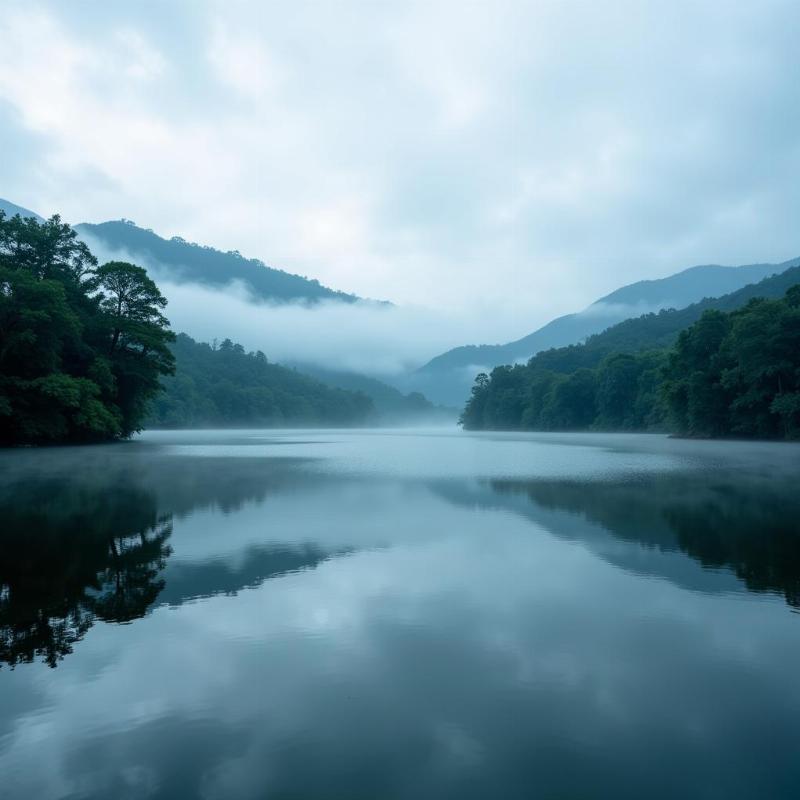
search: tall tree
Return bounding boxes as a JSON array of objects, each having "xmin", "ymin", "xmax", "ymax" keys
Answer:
[{"xmin": 0, "ymin": 213, "xmax": 175, "ymax": 444}]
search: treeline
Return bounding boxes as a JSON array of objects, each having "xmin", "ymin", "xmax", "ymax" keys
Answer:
[
  {"xmin": 147, "ymin": 333, "xmax": 374, "ymax": 428},
  {"xmin": 0, "ymin": 212, "xmax": 174, "ymax": 445},
  {"xmin": 461, "ymin": 286, "xmax": 800, "ymax": 439},
  {"xmin": 1, "ymin": 212, "xmax": 377, "ymax": 445}
]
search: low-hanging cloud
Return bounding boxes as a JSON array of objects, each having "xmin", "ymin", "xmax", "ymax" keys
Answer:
[
  {"xmin": 2, "ymin": 0, "xmax": 799, "ymax": 335},
  {"xmin": 159, "ymin": 280, "xmax": 516, "ymax": 376},
  {"xmin": 78, "ymin": 231, "xmax": 530, "ymax": 375}
]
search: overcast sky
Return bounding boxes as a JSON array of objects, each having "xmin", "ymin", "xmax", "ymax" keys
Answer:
[{"xmin": 1, "ymin": 0, "xmax": 799, "ymax": 334}]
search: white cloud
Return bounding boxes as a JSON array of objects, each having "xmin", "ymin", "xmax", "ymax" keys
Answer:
[
  {"xmin": 157, "ymin": 280, "xmax": 525, "ymax": 374},
  {"xmin": 0, "ymin": 0, "xmax": 798, "ymax": 339},
  {"xmin": 207, "ymin": 23, "xmax": 286, "ymax": 98}
]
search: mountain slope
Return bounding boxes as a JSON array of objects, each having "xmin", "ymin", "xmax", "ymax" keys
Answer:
[
  {"xmin": 2, "ymin": 199, "xmax": 371, "ymax": 305},
  {"xmin": 293, "ymin": 364, "xmax": 457, "ymax": 424},
  {"xmin": 489, "ymin": 265, "xmax": 800, "ymax": 377},
  {"xmin": 408, "ymin": 256, "xmax": 800, "ymax": 405},
  {"xmin": 460, "ymin": 270, "xmax": 800, "ymax": 436},
  {"xmin": 147, "ymin": 333, "xmax": 375, "ymax": 428},
  {"xmin": 0, "ymin": 198, "xmax": 43, "ymax": 221},
  {"xmin": 75, "ymin": 220, "xmax": 368, "ymax": 305}
]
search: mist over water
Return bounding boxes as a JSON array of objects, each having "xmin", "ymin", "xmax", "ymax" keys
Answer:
[
  {"xmin": 3, "ymin": 2, "xmax": 800, "ymax": 796},
  {"xmin": 2, "ymin": 430, "xmax": 799, "ymax": 799}
]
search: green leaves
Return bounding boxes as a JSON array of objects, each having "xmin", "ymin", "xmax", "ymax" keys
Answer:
[
  {"xmin": 0, "ymin": 214, "xmax": 174, "ymax": 444},
  {"xmin": 147, "ymin": 333, "xmax": 373, "ymax": 428},
  {"xmin": 462, "ymin": 285, "xmax": 800, "ymax": 440},
  {"xmin": 0, "ymin": 210, "xmax": 97, "ymax": 282}
]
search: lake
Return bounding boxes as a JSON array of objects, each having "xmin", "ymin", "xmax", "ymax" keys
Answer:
[{"xmin": 1, "ymin": 429, "xmax": 799, "ymax": 799}]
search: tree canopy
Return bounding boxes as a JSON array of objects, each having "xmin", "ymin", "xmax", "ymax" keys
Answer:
[
  {"xmin": 0, "ymin": 211, "xmax": 175, "ymax": 444},
  {"xmin": 461, "ymin": 285, "xmax": 800, "ymax": 439},
  {"xmin": 147, "ymin": 333, "xmax": 374, "ymax": 428}
]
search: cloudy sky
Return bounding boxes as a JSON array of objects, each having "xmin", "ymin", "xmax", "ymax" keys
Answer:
[{"xmin": 1, "ymin": 0, "xmax": 799, "ymax": 335}]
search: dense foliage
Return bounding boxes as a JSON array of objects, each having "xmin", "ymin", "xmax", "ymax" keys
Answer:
[
  {"xmin": 147, "ymin": 333, "xmax": 374, "ymax": 428},
  {"xmin": 0, "ymin": 212, "xmax": 175, "ymax": 444},
  {"xmin": 462, "ymin": 286, "xmax": 800, "ymax": 439}
]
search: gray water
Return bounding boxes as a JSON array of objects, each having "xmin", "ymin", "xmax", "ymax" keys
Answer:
[{"xmin": 1, "ymin": 429, "xmax": 799, "ymax": 799}]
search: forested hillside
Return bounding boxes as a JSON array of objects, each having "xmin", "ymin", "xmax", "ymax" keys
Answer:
[
  {"xmin": 0, "ymin": 210, "xmax": 378, "ymax": 444},
  {"xmin": 76, "ymin": 220, "xmax": 366, "ymax": 305},
  {"xmin": 461, "ymin": 281, "xmax": 800, "ymax": 439},
  {"xmin": 410, "ymin": 256, "xmax": 800, "ymax": 406},
  {"xmin": 147, "ymin": 334, "xmax": 374, "ymax": 428}
]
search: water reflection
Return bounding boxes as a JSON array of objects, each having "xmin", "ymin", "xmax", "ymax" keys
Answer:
[
  {"xmin": 2, "ymin": 433, "xmax": 800, "ymax": 799},
  {"xmin": 0, "ymin": 448, "xmax": 346, "ymax": 668},
  {"xmin": 0, "ymin": 481, "xmax": 172, "ymax": 668},
  {"xmin": 158, "ymin": 542, "xmax": 350, "ymax": 607},
  {"xmin": 442, "ymin": 468, "xmax": 800, "ymax": 609}
]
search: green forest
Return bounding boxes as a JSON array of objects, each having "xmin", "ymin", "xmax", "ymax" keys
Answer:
[
  {"xmin": 147, "ymin": 333, "xmax": 373, "ymax": 428},
  {"xmin": 0, "ymin": 211, "xmax": 175, "ymax": 445},
  {"xmin": 461, "ymin": 284, "xmax": 800, "ymax": 439},
  {"xmin": 5, "ymin": 209, "xmax": 800, "ymax": 444},
  {"xmin": 0, "ymin": 212, "xmax": 377, "ymax": 445}
]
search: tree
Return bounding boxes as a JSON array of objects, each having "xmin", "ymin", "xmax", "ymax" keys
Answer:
[
  {"xmin": 146, "ymin": 332, "xmax": 374, "ymax": 429},
  {"xmin": 595, "ymin": 353, "xmax": 642, "ymax": 429},
  {"xmin": 540, "ymin": 368, "xmax": 597, "ymax": 430},
  {"xmin": 461, "ymin": 284, "xmax": 800, "ymax": 439},
  {"xmin": 89, "ymin": 261, "xmax": 175, "ymax": 435},
  {"xmin": 720, "ymin": 297, "xmax": 800, "ymax": 437},
  {"xmin": 0, "ymin": 214, "xmax": 175, "ymax": 444},
  {"xmin": 662, "ymin": 310, "xmax": 732, "ymax": 437},
  {"xmin": 0, "ymin": 211, "xmax": 97, "ymax": 282},
  {"xmin": 0, "ymin": 261, "xmax": 120, "ymax": 443},
  {"xmin": 459, "ymin": 372, "xmax": 490, "ymax": 429}
]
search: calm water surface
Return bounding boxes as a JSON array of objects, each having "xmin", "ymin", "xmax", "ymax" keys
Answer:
[{"xmin": 1, "ymin": 429, "xmax": 799, "ymax": 799}]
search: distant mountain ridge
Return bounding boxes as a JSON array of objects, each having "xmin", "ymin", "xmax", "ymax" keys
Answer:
[
  {"xmin": 406, "ymin": 256, "xmax": 800, "ymax": 405},
  {"xmin": 0, "ymin": 198, "xmax": 377, "ymax": 305},
  {"xmin": 76, "ymin": 220, "xmax": 373, "ymax": 305},
  {"xmin": 518, "ymin": 265, "xmax": 800, "ymax": 373},
  {"xmin": 291, "ymin": 363, "xmax": 457, "ymax": 423},
  {"xmin": 0, "ymin": 198, "xmax": 43, "ymax": 221}
]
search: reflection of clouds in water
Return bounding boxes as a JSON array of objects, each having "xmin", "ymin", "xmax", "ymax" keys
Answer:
[
  {"xmin": 2, "ymin": 431, "xmax": 800, "ymax": 798},
  {"xmin": 2, "ymin": 501, "xmax": 799, "ymax": 799},
  {"xmin": 143, "ymin": 428, "xmax": 800, "ymax": 484}
]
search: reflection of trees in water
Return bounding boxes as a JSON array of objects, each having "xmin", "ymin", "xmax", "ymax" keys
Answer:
[
  {"xmin": 665, "ymin": 495, "xmax": 800, "ymax": 608},
  {"xmin": 0, "ymin": 451, "xmax": 343, "ymax": 669},
  {"xmin": 490, "ymin": 473, "xmax": 800, "ymax": 609},
  {"xmin": 0, "ymin": 483, "xmax": 173, "ymax": 668}
]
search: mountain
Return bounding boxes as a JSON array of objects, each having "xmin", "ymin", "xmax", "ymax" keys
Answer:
[
  {"xmin": 2, "ymin": 199, "xmax": 370, "ymax": 304},
  {"xmin": 464, "ymin": 265, "xmax": 800, "ymax": 385},
  {"xmin": 0, "ymin": 198, "xmax": 43, "ymax": 221},
  {"xmin": 535, "ymin": 264, "xmax": 800, "ymax": 370},
  {"xmin": 75, "ymin": 220, "xmax": 370, "ymax": 305},
  {"xmin": 147, "ymin": 334, "xmax": 375, "ymax": 428},
  {"xmin": 460, "ymin": 268, "xmax": 800, "ymax": 436},
  {"xmin": 408, "ymin": 257, "xmax": 800, "ymax": 406},
  {"xmin": 292, "ymin": 364, "xmax": 457, "ymax": 424}
]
